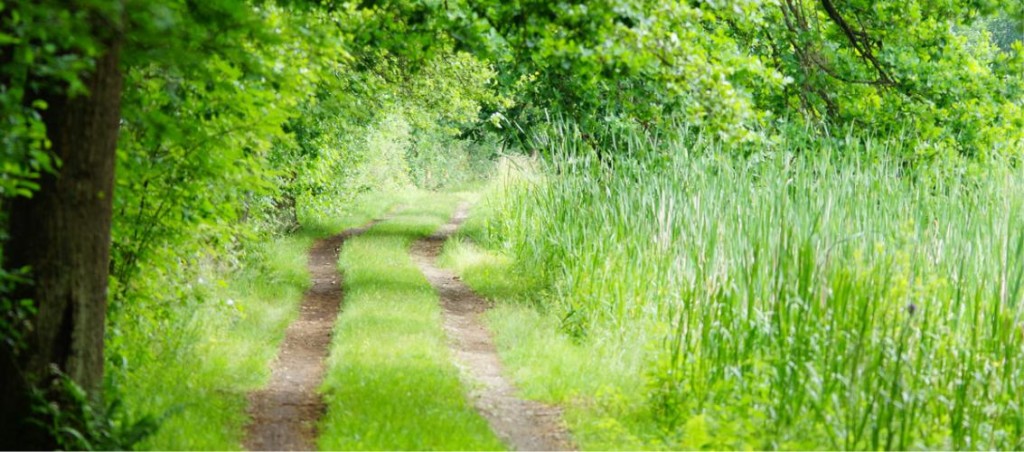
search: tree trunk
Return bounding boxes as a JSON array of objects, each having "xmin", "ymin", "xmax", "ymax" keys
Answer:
[{"xmin": 0, "ymin": 33, "xmax": 123, "ymax": 448}]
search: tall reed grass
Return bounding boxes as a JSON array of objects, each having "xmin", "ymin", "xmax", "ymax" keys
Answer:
[{"xmin": 483, "ymin": 128, "xmax": 1024, "ymax": 449}]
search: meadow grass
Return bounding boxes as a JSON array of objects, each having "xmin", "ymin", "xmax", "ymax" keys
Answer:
[
  {"xmin": 316, "ymin": 192, "xmax": 504, "ymax": 450},
  {"xmin": 440, "ymin": 234, "xmax": 657, "ymax": 450},
  {"xmin": 113, "ymin": 193, "xmax": 403, "ymax": 450},
  {"xmin": 447, "ymin": 135, "xmax": 1024, "ymax": 450}
]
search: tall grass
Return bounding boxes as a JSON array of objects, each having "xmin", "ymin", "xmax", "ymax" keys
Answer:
[{"xmin": 479, "ymin": 130, "xmax": 1024, "ymax": 449}]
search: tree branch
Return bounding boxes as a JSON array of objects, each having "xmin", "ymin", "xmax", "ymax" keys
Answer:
[{"xmin": 818, "ymin": 0, "xmax": 894, "ymax": 86}]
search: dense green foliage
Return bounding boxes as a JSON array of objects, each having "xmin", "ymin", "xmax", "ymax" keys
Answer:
[
  {"xmin": 1, "ymin": 0, "xmax": 1022, "ymax": 448},
  {"xmin": 446, "ymin": 0, "xmax": 1023, "ymax": 157},
  {"xmin": 2, "ymin": 0, "xmax": 500, "ymax": 446},
  {"xmin": 107, "ymin": 16, "xmax": 499, "ymax": 452}
]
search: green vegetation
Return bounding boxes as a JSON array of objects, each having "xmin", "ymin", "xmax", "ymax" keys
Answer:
[
  {"xmin": 3, "ymin": 0, "xmax": 500, "ymax": 446},
  {"xmin": 440, "ymin": 236, "xmax": 654, "ymax": 450},
  {"xmin": 448, "ymin": 132, "xmax": 1024, "ymax": 449},
  {"xmin": 1, "ymin": 0, "xmax": 1022, "ymax": 449},
  {"xmin": 319, "ymin": 193, "xmax": 504, "ymax": 451},
  {"xmin": 111, "ymin": 194, "xmax": 400, "ymax": 450},
  {"xmin": 440, "ymin": 200, "xmax": 639, "ymax": 449}
]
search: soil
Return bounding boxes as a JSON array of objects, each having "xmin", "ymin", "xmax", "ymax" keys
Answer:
[
  {"xmin": 243, "ymin": 219, "xmax": 383, "ymax": 451},
  {"xmin": 411, "ymin": 203, "xmax": 576, "ymax": 451}
]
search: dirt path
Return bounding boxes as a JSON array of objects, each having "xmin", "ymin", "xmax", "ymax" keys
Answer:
[
  {"xmin": 243, "ymin": 218, "xmax": 384, "ymax": 451},
  {"xmin": 411, "ymin": 203, "xmax": 575, "ymax": 451}
]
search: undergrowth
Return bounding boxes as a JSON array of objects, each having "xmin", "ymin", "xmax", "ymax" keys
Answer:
[{"xmin": 106, "ymin": 194, "xmax": 401, "ymax": 449}]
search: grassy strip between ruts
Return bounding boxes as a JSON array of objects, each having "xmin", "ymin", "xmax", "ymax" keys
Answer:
[
  {"xmin": 120, "ymin": 193, "xmax": 404, "ymax": 450},
  {"xmin": 317, "ymin": 192, "xmax": 505, "ymax": 451}
]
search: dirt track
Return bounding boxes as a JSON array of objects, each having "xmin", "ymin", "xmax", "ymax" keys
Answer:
[
  {"xmin": 411, "ymin": 203, "xmax": 575, "ymax": 451},
  {"xmin": 243, "ymin": 219, "xmax": 382, "ymax": 451}
]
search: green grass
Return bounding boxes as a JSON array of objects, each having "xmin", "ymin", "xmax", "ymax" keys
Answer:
[
  {"xmin": 112, "ymin": 193, "xmax": 401, "ymax": 450},
  {"xmin": 439, "ymin": 193, "xmax": 655, "ymax": 450},
  {"xmin": 317, "ymin": 192, "xmax": 505, "ymax": 451},
  {"xmin": 444, "ymin": 134, "xmax": 1024, "ymax": 450},
  {"xmin": 440, "ymin": 232, "xmax": 655, "ymax": 450}
]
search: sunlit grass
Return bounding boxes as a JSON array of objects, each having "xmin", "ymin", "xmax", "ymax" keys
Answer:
[
  {"xmin": 113, "ymin": 194, "xmax": 401, "ymax": 450},
  {"xmin": 440, "ymin": 235, "xmax": 657, "ymax": 450},
  {"xmin": 453, "ymin": 133, "xmax": 1024, "ymax": 450},
  {"xmin": 317, "ymin": 194, "xmax": 504, "ymax": 450}
]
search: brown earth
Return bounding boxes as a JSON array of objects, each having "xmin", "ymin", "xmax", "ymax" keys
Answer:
[
  {"xmin": 411, "ymin": 203, "xmax": 576, "ymax": 451},
  {"xmin": 243, "ymin": 218, "xmax": 383, "ymax": 451}
]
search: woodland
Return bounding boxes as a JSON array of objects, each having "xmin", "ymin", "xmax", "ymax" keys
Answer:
[{"xmin": 1, "ymin": 0, "xmax": 1023, "ymax": 449}]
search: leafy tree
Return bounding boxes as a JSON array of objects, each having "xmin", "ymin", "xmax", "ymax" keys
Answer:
[
  {"xmin": 0, "ymin": 0, "xmax": 324, "ymax": 445},
  {"xmin": 754, "ymin": 0, "xmax": 1024, "ymax": 159}
]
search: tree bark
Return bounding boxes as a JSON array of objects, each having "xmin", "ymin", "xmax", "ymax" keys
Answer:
[{"xmin": 0, "ymin": 30, "xmax": 123, "ymax": 448}]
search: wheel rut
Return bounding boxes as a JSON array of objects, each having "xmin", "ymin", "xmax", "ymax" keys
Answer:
[
  {"xmin": 243, "ymin": 217, "xmax": 386, "ymax": 451},
  {"xmin": 411, "ymin": 203, "xmax": 576, "ymax": 451}
]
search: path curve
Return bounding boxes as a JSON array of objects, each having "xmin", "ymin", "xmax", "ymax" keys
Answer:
[
  {"xmin": 411, "ymin": 203, "xmax": 575, "ymax": 451},
  {"xmin": 243, "ymin": 217, "xmax": 385, "ymax": 451}
]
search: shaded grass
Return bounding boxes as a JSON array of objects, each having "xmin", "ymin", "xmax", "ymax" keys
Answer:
[
  {"xmin": 317, "ymin": 193, "xmax": 504, "ymax": 451},
  {"xmin": 113, "ymin": 193, "xmax": 401, "ymax": 450}
]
